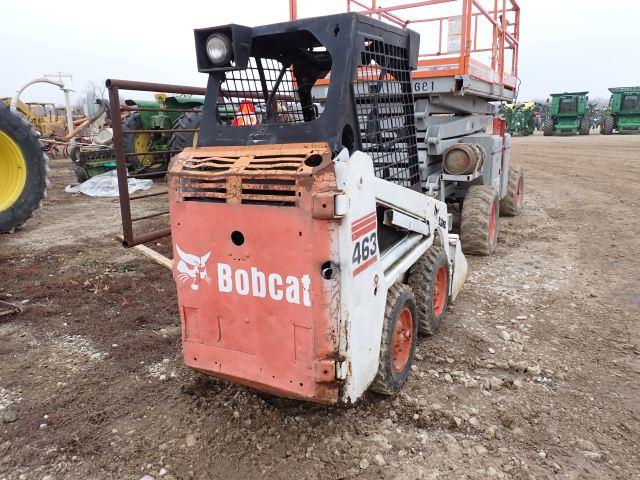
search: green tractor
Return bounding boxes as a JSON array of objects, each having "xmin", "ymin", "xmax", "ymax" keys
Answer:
[
  {"xmin": 71, "ymin": 95, "xmax": 207, "ymax": 181},
  {"xmin": 70, "ymin": 95, "xmax": 241, "ymax": 181},
  {"xmin": 543, "ymin": 92, "xmax": 591, "ymax": 136},
  {"xmin": 601, "ymin": 87, "xmax": 640, "ymax": 135},
  {"xmin": 123, "ymin": 94, "xmax": 204, "ymax": 172},
  {"xmin": 502, "ymin": 102, "xmax": 538, "ymax": 136}
]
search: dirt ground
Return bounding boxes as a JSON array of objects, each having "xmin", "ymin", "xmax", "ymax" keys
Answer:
[{"xmin": 1, "ymin": 133, "xmax": 639, "ymax": 480}]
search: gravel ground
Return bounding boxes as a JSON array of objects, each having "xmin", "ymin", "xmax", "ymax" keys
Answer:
[{"xmin": 1, "ymin": 132, "xmax": 639, "ymax": 480}]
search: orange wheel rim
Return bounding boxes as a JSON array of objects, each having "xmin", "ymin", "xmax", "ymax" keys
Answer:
[
  {"xmin": 391, "ymin": 307, "xmax": 413, "ymax": 373},
  {"xmin": 433, "ymin": 266, "xmax": 447, "ymax": 316},
  {"xmin": 489, "ymin": 201, "xmax": 496, "ymax": 244},
  {"xmin": 515, "ymin": 176, "xmax": 523, "ymax": 207}
]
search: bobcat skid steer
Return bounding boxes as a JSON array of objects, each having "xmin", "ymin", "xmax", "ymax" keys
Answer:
[{"xmin": 168, "ymin": 13, "xmax": 467, "ymax": 404}]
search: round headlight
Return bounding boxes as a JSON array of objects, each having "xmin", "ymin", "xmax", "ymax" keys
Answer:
[{"xmin": 206, "ymin": 33, "xmax": 232, "ymax": 66}]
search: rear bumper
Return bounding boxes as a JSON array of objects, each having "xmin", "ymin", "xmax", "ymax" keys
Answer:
[{"xmin": 617, "ymin": 118, "xmax": 640, "ymax": 131}]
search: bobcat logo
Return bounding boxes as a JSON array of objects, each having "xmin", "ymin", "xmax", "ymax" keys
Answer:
[{"xmin": 175, "ymin": 244, "xmax": 212, "ymax": 291}]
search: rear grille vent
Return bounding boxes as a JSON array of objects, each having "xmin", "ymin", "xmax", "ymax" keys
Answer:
[{"xmin": 172, "ymin": 149, "xmax": 318, "ymax": 207}]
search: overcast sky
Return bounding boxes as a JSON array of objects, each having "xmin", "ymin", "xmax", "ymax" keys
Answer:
[{"xmin": 2, "ymin": 0, "xmax": 638, "ymax": 106}]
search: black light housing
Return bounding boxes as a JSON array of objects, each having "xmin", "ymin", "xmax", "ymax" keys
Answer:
[{"xmin": 195, "ymin": 24, "xmax": 252, "ymax": 72}]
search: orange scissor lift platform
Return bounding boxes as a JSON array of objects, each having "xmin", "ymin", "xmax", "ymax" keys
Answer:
[{"xmin": 309, "ymin": 0, "xmax": 520, "ymax": 101}]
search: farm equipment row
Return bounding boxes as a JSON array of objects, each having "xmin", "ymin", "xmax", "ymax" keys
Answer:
[{"xmin": 504, "ymin": 87, "xmax": 640, "ymax": 137}]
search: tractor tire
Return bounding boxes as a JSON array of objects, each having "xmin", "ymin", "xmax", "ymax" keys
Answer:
[
  {"xmin": 169, "ymin": 112, "xmax": 202, "ymax": 152},
  {"xmin": 370, "ymin": 284, "xmax": 418, "ymax": 396},
  {"xmin": 579, "ymin": 116, "xmax": 590, "ymax": 135},
  {"xmin": 601, "ymin": 115, "xmax": 614, "ymax": 135},
  {"xmin": 0, "ymin": 102, "xmax": 48, "ymax": 233},
  {"xmin": 408, "ymin": 247, "xmax": 449, "ymax": 335},
  {"xmin": 69, "ymin": 143, "xmax": 80, "ymax": 163},
  {"xmin": 460, "ymin": 185, "xmax": 500, "ymax": 256},
  {"xmin": 499, "ymin": 165, "xmax": 524, "ymax": 217},
  {"xmin": 543, "ymin": 117, "xmax": 554, "ymax": 136},
  {"xmin": 122, "ymin": 113, "xmax": 145, "ymax": 170},
  {"xmin": 122, "ymin": 113, "xmax": 168, "ymax": 172}
]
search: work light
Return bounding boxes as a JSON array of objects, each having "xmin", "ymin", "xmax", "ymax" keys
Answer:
[{"xmin": 206, "ymin": 33, "xmax": 232, "ymax": 66}]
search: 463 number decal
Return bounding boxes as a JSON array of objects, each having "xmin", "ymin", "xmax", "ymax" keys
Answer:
[
  {"xmin": 352, "ymin": 232, "xmax": 378, "ymax": 276},
  {"xmin": 351, "ymin": 211, "xmax": 378, "ymax": 276}
]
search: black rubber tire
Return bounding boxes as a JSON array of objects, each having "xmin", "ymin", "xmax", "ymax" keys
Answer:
[
  {"xmin": 370, "ymin": 284, "xmax": 418, "ymax": 396},
  {"xmin": 72, "ymin": 164, "xmax": 90, "ymax": 184},
  {"xmin": 460, "ymin": 185, "xmax": 500, "ymax": 256},
  {"xmin": 69, "ymin": 144, "xmax": 80, "ymax": 163},
  {"xmin": 499, "ymin": 165, "xmax": 524, "ymax": 217},
  {"xmin": 0, "ymin": 102, "xmax": 48, "ymax": 233},
  {"xmin": 169, "ymin": 112, "xmax": 202, "ymax": 152},
  {"xmin": 122, "ymin": 113, "xmax": 168, "ymax": 172},
  {"xmin": 579, "ymin": 116, "xmax": 590, "ymax": 135},
  {"xmin": 601, "ymin": 115, "xmax": 614, "ymax": 135},
  {"xmin": 408, "ymin": 247, "xmax": 449, "ymax": 335},
  {"xmin": 122, "ymin": 113, "xmax": 145, "ymax": 170},
  {"xmin": 543, "ymin": 117, "xmax": 554, "ymax": 136}
]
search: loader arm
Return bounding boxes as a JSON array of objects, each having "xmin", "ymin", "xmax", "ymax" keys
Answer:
[
  {"xmin": 368, "ymin": 167, "xmax": 466, "ymax": 302},
  {"xmin": 333, "ymin": 149, "xmax": 467, "ymax": 402}
]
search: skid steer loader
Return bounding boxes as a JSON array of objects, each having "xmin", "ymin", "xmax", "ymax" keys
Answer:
[{"xmin": 167, "ymin": 13, "xmax": 467, "ymax": 404}]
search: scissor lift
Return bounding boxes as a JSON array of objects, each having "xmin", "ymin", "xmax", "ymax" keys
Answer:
[{"xmin": 309, "ymin": 0, "xmax": 524, "ymax": 255}]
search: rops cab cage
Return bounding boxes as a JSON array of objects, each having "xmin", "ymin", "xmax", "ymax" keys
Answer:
[{"xmin": 193, "ymin": 13, "xmax": 421, "ymax": 188}]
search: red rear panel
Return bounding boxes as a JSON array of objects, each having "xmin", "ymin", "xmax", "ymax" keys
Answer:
[{"xmin": 168, "ymin": 144, "xmax": 342, "ymax": 403}]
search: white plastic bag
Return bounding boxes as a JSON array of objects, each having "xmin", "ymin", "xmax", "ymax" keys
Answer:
[{"xmin": 65, "ymin": 170, "xmax": 153, "ymax": 197}]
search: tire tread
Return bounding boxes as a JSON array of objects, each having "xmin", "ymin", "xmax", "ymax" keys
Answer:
[
  {"xmin": 499, "ymin": 165, "xmax": 524, "ymax": 217},
  {"xmin": 169, "ymin": 112, "xmax": 202, "ymax": 151},
  {"xmin": 0, "ymin": 102, "xmax": 48, "ymax": 233},
  {"xmin": 579, "ymin": 116, "xmax": 590, "ymax": 135},
  {"xmin": 460, "ymin": 185, "xmax": 499, "ymax": 256},
  {"xmin": 370, "ymin": 284, "xmax": 416, "ymax": 396},
  {"xmin": 602, "ymin": 115, "xmax": 614, "ymax": 135},
  {"xmin": 407, "ymin": 247, "xmax": 449, "ymax": 335}
]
